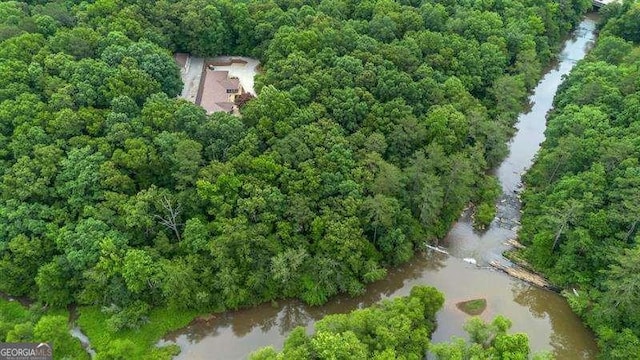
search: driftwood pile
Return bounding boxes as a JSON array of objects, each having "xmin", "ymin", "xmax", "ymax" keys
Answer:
[{"xmin": 489, "ymin": 260, "xmax": 556, "ymax": 290}]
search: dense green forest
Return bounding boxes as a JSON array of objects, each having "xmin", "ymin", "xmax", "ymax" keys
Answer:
[
  {"xmin": 519, "ymin": 2, "xmax": 640, "ymax": 359},
  {"xmin": 0, "ymin": 0, "xmax": 592, "ymax": 357},
  {"xmin": 0, "ymin": 297, "xmax": 89, "ymax": 359},
  {"xmin": 250, "ymin": 286, "xmax": 549, "ymax": 360}
]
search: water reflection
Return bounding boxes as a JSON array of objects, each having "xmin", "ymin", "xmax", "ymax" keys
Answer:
[
  {"xmin": 165, "ymin": 15, "xmax": 600, "ymax": 360},
  {"xmin": 163, "ymin": 252, "xmax": 442, "ymax": 352},
  {"xmin": 510, "ymin": 281, "xmax": 599, "ymax": 359},
  {"xmin": 165, "ymin": 252, "xmax": 597, "ymax": 360}
]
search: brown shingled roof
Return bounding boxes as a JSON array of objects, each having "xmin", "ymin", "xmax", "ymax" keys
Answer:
[{"xmin": 197, "ymin": 70, "xmax": 242, "ymax": 114}]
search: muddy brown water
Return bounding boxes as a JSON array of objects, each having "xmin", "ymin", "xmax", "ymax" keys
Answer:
[{"xmin": 162, "ymin": 15, "xmax": 600, "ymax": 359}]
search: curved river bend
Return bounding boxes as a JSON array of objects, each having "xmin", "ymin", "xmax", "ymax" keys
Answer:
[{"xmin": 162, "ymin": 15, "xmax": 599, "ymax": 360}]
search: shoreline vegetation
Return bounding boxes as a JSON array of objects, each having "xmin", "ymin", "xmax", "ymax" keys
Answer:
[
  {"xmin": 249, "ymin": 287, "xmax": 552, "ymax": 359},
  {"xmin": 0, "ymin": 298, "xmax": 89, "ymax": 360},
  {"xmin": 0, "ymin": 0, "xmax": 594, "ymax": 358},
  {"xmin": 517, "ymin": 1, "xmax": 640, "ymax": 358}
]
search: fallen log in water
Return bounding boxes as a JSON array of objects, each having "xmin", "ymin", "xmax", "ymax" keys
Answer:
[
  {"xmin": 425, "ymin": 244, "xmax": 449, "ymax": 255},
  {"xmin": 505, "ymin": 238, "xmax": 526, "ymax": 249},
  {"xmin": 489, "ymin": 260, "xmax": 559, "ymax": 291}
]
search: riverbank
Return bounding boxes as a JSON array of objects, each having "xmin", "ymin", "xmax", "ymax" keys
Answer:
[
  {"xmin": 0, "ymin": 1, "xmax": 601, "ymax": 359},
  {"xmin": 151, "ymin": 14, "xmax": 600, "ymax": 360},
  {"xmin": 19, "ymin": 9, "xmax": 602, "ymax": 360},
  {"xmin": 514, "ymin": 4, "xmax": 640, "ymax": 357},
  {"xmin": 74, "ymin": 306, "xmax": 197, "ymax": 359},
  {"xmin": 493, "ymin": 244, "xmax": 563, "ymax": 292}
]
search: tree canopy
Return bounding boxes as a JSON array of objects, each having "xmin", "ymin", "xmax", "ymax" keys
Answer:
[
  {"xmin": 0, "ymin": 0, "xmax": 592, "ymax": 358},
  {"xmin": 251, "ymin": 286, "xmax": 443, "ymax": 360},
  {"xmin": 519, "ymin": 3, "xmax": 640, "ymax": 359},
  {"xmin": 250, "ymin": 287, "xmax": 548, "ymax": 360}
]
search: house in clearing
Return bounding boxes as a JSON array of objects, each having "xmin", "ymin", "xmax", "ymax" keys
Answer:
[
  {"xmin": 174, "ymin": 53, "xmax": 258, "ymax": 115},
  {"xmin": 197, "ymin": 68, "xmax": 243, "ymax": 114}
]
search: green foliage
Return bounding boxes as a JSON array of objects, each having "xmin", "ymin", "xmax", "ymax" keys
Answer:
[
  {"xmin": 519, "ymin": 6, "xmax": 640, "ymax": 358},
  {"xmin": 456, "ymin": 298, "xmax": 487, "ymax": 316},
  {"xmin": 474, "ymin": 203, "xmax": 496, "ymax": 229},
  {"xmin": 94, "ymin": 339, "xmax": 136, "ymax": 360},
  {"xmin": 0, "ymin": 299, "xmax": 30, "ymax": 341},
  {"xmin": 0, "ymin": 299, "xmax": 89, "ymax": 360},
  {"xmin": 77, "ymin": 305, "xmax": 196, "ymax": 360},
  {"xmin": 33, "ymin": 315, "xmax": 86, "ymax": 359},
  {"xmin": 473, "ymin": 175, "xmax": 500, "ymax": 229},
  {"xmin": 103, "ymin": 301, "xmax": 151, "ymax": 332},
  {"xmin": 6, "ymin": 322, "xmax": 33, "ymax": 343},
  {"xmin": 0, "ymin": 0, "xmax": 589, "ymax": 358},
  {"xmin": 430, "ymin": 316, "xmax": 544, "ymax": 359},
  {"xmin": 605, "ymin": 2, "xmax": 640, "ymax": 43},
  {"xmin": 250, "ymin": 291, "xmax": 543, "ymax": 360},
  {"xmin": 249, "ymin": 286, "xmax": 444, "ymax": 360}
]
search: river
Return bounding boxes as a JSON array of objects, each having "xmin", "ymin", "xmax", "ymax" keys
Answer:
[{"xmin": 161, "ymin": 14, "xmax": 600, "ymax": 360}]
